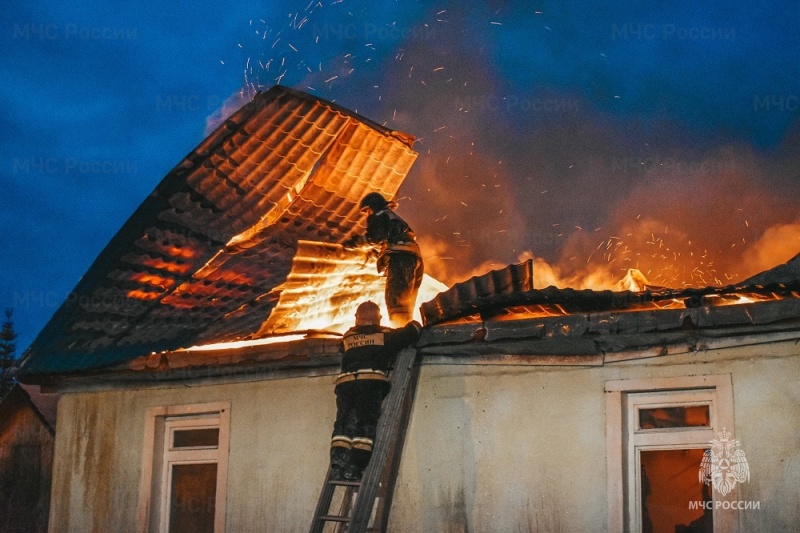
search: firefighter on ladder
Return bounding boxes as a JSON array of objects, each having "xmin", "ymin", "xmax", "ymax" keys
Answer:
[
  {"xmin": 329, "ymin": 301, "xmax": 421, "ymax": 481},
  {"xmin": 344, "ymin": 192, "xmax": 424, "ymax": 326}
]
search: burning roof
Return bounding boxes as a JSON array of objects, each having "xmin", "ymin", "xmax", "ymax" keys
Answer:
[
  {"xmin": 20, "ymin": 86, "xmax": 419, "ymax": 375},
  {"xmin": 421, "ymin": 253, "xmax": 800, "ymax": 326},
  {"xmin": 114, "ymin": 254, "xmax": 800, "ymax": 381},
  {"xmin": 18, "ymin": 84, "xmax": 800, "ymax": 381}
]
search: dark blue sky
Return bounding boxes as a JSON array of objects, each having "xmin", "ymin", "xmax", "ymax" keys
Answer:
[{"xmin": 3, "ymin": 0, "xmax": 800, "ymax": 353}]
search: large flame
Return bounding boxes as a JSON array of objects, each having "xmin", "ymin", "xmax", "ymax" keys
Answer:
[
  {"xmin": 400, "ymin": 130, "xmax": 800, "ymax": 294},
  {"xmin": 255, "ymin": 240, "xmax": 447, "ymax": 335},
  {"xmin": 182, "ymin": 243, "xmax": 446, "ymax": 352},
  {"xmin": 419, "ymin": 219, "xmax": 800, "ymax": 293}
]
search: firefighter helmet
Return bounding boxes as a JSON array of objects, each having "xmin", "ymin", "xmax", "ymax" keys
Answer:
[
  {"xmin": 360, "ymin": 192, "xmax": 396, "ymax": 213},
  {"xmin": 355, "ymin": 301, "xmax": 382, "ymax": 326}
]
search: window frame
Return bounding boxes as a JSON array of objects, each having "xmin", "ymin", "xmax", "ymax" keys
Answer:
[
  {"xmin": 137, "ymin": 402, "xmax": 230, "ymax": 533},
  {"xmin": 605, "ymin": 375, "xmax": 738, "ymax": 533}
]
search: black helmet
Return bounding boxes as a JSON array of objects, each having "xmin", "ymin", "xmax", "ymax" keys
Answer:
[{"xmin": 360, "ymin": 192, "xmax": 396, "ymax": 212}]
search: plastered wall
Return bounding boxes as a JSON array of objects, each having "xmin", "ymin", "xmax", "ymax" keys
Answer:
[{"xmin": 48, "ymin": 340, "xmax": 799, "ymax": 532}]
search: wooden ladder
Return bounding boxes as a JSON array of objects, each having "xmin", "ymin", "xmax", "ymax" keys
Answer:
[{"xmin": 310, "ymin": 347, "xmax": 419, "ymax": 533}]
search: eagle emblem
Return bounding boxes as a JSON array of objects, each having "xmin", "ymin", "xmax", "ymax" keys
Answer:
[{"xmin": 699, "ymin": 428, "xmax": 750, "ymax": 496}]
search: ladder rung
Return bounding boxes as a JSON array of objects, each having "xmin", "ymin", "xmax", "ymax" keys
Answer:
[
  {"xmin": 329, "ymin": 480, "xmax": 361, "ymax": 487},
  {"xmin": 318, "ymin": 515, "xmax": 351, "ymax": 523}
]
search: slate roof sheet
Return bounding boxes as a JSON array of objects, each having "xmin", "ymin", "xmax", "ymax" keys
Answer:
[{"xmin": 21, "ymin": 86, "xmax": 417, "ymax": 375}]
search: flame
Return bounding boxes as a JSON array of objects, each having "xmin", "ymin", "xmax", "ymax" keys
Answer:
[
  {"xmin": 182, "ymin": 273, "xmax": 444, "ymax": 353},
  {"xmin": 612, "ymin": 269, "xmax": 651, "ymax": 292},
  {"xmin": 420, "ymin": 215, "xmax": 800, "ymax": 294},
  {"xmin": 129, "ymin": 272, "xmax": 175, "ymax": 291},
  {"xmin": 127, "ymin": 289, "xmax": 161, "ymax": 301},
  {"xmin": 427, "ymin": 249, "xmax": 627, "ymax": 292},
  {"xmin": 255, "ymin": 241, "xmax": 448, "ymax": 335},
  {"xmin": 130, "ymin": 255, "xmax": 194, "ymax": 275},
  {"xmin": 410, "ymin": 145, "xmax": 800, "ymax": 293},
  {"xmin": 703, "ymin": 292, "xmax": 782, "ymax": 307},
  {"xmin": 184, "ymin": 334, "xmax": 308, "ymax": 352}
]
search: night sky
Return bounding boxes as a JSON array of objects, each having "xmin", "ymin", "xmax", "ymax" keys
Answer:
[{"xmin": 3, "ymin": 1, "xmax": 800, "ymax": 354}]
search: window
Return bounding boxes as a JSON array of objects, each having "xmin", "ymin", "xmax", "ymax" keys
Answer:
[
  {"xmin": 137, "ymin": 402, "xmax": 230, "ymax": 533},
  {"xmin": 605, "ymin": 375, "xmax": 738, "ymax": 533}
]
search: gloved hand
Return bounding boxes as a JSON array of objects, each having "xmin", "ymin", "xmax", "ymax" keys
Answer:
[
  {"xmin": 376, "ymin": 254, "xmax": 389, "ymax": 273},
  {"xmin": 406, "ymin": 320, "xmax": 423, "ymax": 342},
  {"xmin": 342, "ymin": 236, "xmax": 360, "ymax": 250}
]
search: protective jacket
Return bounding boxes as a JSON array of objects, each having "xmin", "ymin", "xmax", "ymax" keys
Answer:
[
  {"xmin": 365, "ymin": 209, "xmax": 421, "ymax": 266},
  {"xmin": 337, "ymin": 321, "xmax": 421, "ymax": 381}
]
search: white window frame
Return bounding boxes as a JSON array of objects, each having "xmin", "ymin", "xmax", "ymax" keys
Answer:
[
  {"xmin": 137, "ymin": 402, "xmax": 230, "ymax": 533},
  {"xmin": 605, "ymin": 375, "xmax": 738, "ymax": 533}
]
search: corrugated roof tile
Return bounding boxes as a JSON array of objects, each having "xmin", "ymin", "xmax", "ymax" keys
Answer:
[
  {"xmin": 21, "ymin": 86, "xmax": 418, "ymax": 375},
  {"xmin": 420, "ymin": 259, "xmax": 800, "ymax": 327}
]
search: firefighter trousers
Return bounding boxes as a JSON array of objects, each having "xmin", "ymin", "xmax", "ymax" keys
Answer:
[
  {"xmin": 330, "ymin": 380, "xmax": 389, "ymax": 472},
  {"xmin": 383, "ymin": 252, "xmax": 424, "ymax": 325}
]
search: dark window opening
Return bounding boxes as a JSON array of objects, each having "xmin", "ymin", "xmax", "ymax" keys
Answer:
[
  {"xmin": 172, "ymin": 428, "xmax": 219, "ymax": 448},
  {"xmin": 641, "ymin": 449, "xmax": 712, "ymax": 533},
  {"xmin": 639, "ymin": 406, "xmax": 710, "ymax": 429},
  {"xmin": 168, "ymin": 463, "xmax": 217, "ymax": 533}
]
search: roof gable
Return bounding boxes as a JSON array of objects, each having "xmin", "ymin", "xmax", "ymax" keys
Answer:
[{"xmin": 0, "ymin": 385, "xmax": 56, "ymax": 435}]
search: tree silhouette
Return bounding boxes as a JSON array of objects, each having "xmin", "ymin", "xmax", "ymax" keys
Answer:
[{"xmin": 0, "ymin": 308, "xmax": 17, "ymax": 398}]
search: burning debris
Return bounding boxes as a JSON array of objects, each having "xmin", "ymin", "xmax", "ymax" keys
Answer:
[{"xmin": 420, "ymin": 253, "xmax": 800, "ymax": 327}]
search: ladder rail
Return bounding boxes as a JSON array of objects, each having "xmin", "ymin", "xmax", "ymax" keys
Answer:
[
  {"xmin": 371, "ymin": 359, "xmax": 421, "ymax": 532},
  {"xmin": 310, "ymin": 467, "xmax": 338, "ymax": 533},
  {"xmin": 348, "ymin": 347, "xmax": 418, "ymax": 531}
]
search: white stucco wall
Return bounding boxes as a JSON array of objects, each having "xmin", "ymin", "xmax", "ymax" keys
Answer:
[
  {"xmin": 48, "ymin": 338, "xmax": 799, "ymax": 532},
  {"xmin": 392, "ymin": 339, "xmax": 800, "ymax": 532},
  {"xmin": 393, "ymin": 364, "xmax": 605, "ymax": 532},
  {"xmin": 49, "ymin": 376, "xmax": 336, "ymax": 533}
]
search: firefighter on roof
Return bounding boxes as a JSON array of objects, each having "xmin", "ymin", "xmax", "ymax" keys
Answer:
[
  {"xmin": 345, "ymin": 192, "xmax": 424, "ymax": 326},
  {"xmin": 329, "ymin": 301, "xmax": 421, "ymax": 481}
]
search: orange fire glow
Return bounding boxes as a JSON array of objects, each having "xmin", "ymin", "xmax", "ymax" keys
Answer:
[
  {"xmin": 126, "ymin": 289, "xmax": 161, "ymax": 301},
  {"xmin": 132, "ymin": 255, "xmax": 194, "ymax": 275},
  {"xmin": 184, "ymin": 334, "xmax": 308, "ymax": 352},
  {"xmin": 255, "ymin": 240, "xmax": 447, "ymax": 335},
  {"xmin": 129, "ymin": 272, "xmax": 175, "ymax": 291},
  {"xmin": 180, "ymin": 271, "xmax": 444, "ymax": 352},
  {"xmin": 420, "ymin": 219, "xmax": 800, "ymax": 293}
]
